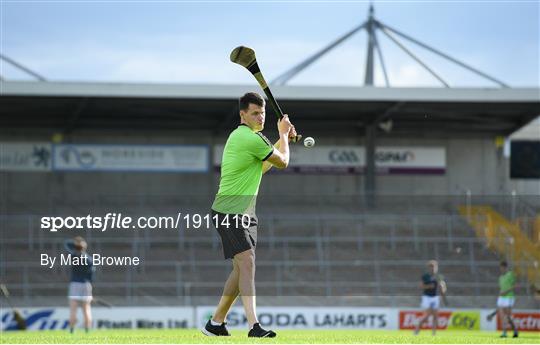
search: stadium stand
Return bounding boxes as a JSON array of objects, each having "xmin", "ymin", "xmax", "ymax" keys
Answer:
[
  {"xmin": 1, "ymin": 76, "xmax": 539, "ymax": 312},
  {"xmin": 1, "ymin": 194, "xmax": 538, "ymax": 309}
]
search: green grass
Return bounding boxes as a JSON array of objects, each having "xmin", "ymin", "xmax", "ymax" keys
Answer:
[{"xmin": 1, "ymin": 329, "xmax": 539, "ymax": 344}]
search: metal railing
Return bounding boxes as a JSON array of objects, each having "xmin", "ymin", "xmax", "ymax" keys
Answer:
[
  {"xmin": 2, "ymin": 195, "xmax": 537, "ymax": 306},
  {"xmin": 1, "ymin": 259, "xmax": 511, "ymax": 304}
]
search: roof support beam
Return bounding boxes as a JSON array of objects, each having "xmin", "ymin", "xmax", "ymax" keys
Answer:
[
  {"xmin": 271, "ymin": 22, "xmax": 366, "ymax": 86},
  {"xmin": 0, "ymin": 54, "xmax": 47, "ymax": 81},
  {"xmin": 63, "ymin": 98, "xmax": 89, "ymax": 135},
  {"xmin": 377, "ymin": 20, "xmax": 509, "ymax": 88},
  {"xmin": 373, "ymin": 30, "xmax": 390, "ymax": 87},
  {"xmin": 378, "ymin": 24, "xmax": 450, "ymax": 88},
  {"xmin": 364, "ymin": 5, "xmax": 376, "ymax": 86}
]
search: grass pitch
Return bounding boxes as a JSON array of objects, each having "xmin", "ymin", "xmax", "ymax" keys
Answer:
[{"xmin": 1, "ymin": 329, "xmax": 539, "ymax": 344}]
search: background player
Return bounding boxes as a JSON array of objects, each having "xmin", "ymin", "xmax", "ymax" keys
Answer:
[
  {"xmin": 65, "ymin": 236, "xmax": 95, "ymax": 333},
  {"xmin": 414, "ymin": 260, "xmax": 446, "ymax": 335},
  {"xmin": 495, "ymin": 261, "xmax": 518, "ymax": 338}
]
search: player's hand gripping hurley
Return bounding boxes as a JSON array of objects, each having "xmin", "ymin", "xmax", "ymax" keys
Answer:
[{"xmin": 230, "ymin": 46, "xmax": 302, "ymax": 143}]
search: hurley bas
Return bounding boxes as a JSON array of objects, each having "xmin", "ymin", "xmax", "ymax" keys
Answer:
[{"xmin": 41, "ymin": 253, "xmax": 140, "ymax": 269}]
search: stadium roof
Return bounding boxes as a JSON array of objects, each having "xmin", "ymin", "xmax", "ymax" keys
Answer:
[{"xmin": 1, "ymin": 81, "xmax": 539, "ymax": 138}]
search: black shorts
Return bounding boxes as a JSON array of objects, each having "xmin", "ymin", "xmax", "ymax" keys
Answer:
[{"xmin": 211, "ymin": 210, "xmax": 258, "ymax": 259}]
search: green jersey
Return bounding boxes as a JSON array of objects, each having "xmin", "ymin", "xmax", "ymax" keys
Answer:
[
  {"xmin": 212, "ymin": 124, "xmax": 274, "ymax": 215},
  {"xmin": 499, "ymin": 271, "xmax": 516, "ymax": 297}
]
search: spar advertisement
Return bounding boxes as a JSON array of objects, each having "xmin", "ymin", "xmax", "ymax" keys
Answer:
[
  {"xmin": 214, "ymin": 145, "xmax": 446, "ymax": 174},
  {"xmin": 2, "ymin": 307, "xmax": 538, "ymax": 331}
]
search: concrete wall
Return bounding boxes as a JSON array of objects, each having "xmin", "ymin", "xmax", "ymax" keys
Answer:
[
  {"xmin": 262, "ymin": 136, "xmax": 538, "ymax": 197},
  {"xmin": 1, "ymin": 130, "xmax": 538, "ymax": 213}
]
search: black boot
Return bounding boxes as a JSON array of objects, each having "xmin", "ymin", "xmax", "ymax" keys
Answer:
[{"xmin": 248, "ymin": 323, "xmax": 276, "ymax": 338}]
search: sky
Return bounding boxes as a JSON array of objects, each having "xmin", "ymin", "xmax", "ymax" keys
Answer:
[{"xmin": 1, "ymin": 0, "xmax": 539, "ymax": 87}]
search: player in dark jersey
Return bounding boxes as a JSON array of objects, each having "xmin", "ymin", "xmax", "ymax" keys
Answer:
[
  {"xmin": 203, "ymin": 92, "xmax": 295, "ymax": 338},
  {"xmin": 414, "ymin": 260, "xmax": 446, "ymax": 335},
  {"xmin": 65, "ymin": 236, "xmax": 94, "ymax": 333}
]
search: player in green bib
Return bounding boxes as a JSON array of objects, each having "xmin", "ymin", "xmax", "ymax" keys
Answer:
[
  {"xmin": 203, "ymin": 92, "xmax": 295, "ymax": 338},
  {"xmin": 496, "ymin": 261, "xmax": 518, "ymax": 338},
  {"xmin": 211, "ymin": 123, "xmax": 273, "ymax": 215}
]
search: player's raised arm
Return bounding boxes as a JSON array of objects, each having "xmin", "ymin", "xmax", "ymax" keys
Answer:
[
  {"xmin": 265, "ymin": 115, "xmax": 292, "ymax": 169},
  {"xmin": 263, "ymin": 122, "xmax": 297, "ymax": 174},
  {"xmin": 437, "ymin": 274, "xmax": 449, "ymax": 306}
]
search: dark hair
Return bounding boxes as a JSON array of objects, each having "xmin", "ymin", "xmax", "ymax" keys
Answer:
[
  {"xmin": 239, "ymin": 92, "xmax": 265, "ymax": 111},
  {"xmin": 500, "ymin": 261, "xmax": 508, "ymax": 267}
]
